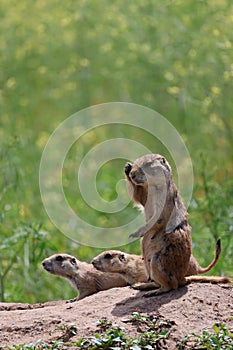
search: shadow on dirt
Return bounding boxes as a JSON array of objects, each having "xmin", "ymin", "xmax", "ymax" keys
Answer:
[{"xmin": 112, "ymin": 285, "xmax": 188, "ymax": 316}]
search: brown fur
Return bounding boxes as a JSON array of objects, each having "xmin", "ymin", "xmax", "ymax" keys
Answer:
[
  {"xmin": 92, "ymin": 250, "xmax": 148, "ymax": 285},
  {"xmin": 92, "ymin": 240, "xmax": 221, "ymax": 289},
  {"xmin": 125, "ymin": 154, "xmax": 231, "ymax": 295},
  {"xmin": 42, "ymin": 254, "xmax": 127, "ymax": 300}
]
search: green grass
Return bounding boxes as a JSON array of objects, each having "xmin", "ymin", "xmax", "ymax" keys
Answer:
[{"xmin": 0, "ymin": 0, "xmax": 232, "ymax": 303}]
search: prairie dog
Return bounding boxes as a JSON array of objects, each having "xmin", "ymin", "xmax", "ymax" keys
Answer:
[
  {"xmin": 92, "ymin": 250, "xmax": 148, "ymax": 285},
  {"xmin": 91, "ymin": 239, "xmax": 221, "ymax": 287},
  {"xmin": 42, "ymin": 254, "xmax": 127, "ymax": 300},
  {"xmin": 125, "ymin": 154, "xmax": 231, "ymax": 295}
]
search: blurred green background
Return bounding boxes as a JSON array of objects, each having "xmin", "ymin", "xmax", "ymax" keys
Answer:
[{"xmin": 0, "ymin": 0, "xmax": 232, "ymax": 303}]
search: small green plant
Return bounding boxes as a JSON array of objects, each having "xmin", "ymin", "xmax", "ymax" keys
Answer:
[
  {"xmin": 1, "ymin": 339, "xmax": 53, "ymax": 350},
  {"xmin": 190, "ymin": 154, "xmax": 233, "ymax": 276},
  {"xmin": 95, "ymin": 317, "xmax": 115, "ymax": 332},
  {"xmin": 121, "ymin": 311, "xmax": 174, "ymax": 345},
  {"xmin": 1, "ymin": 314, "xmax": 173, "ymax": 349},
  {"xmin": 178, "ymin": 323, "xmax": 233, "ymax": 349},
  {"xmin": 76, "ymin": 313, "xmax": 172, "ymax": 349},
  {"xmin": 50, "ymin": 323, "xmax": 78, "ymax": 343},
  {"xmin": 0, "ymin": 222, "xmax": 47, "ymax": 302},
  {"xmin": 2, "ymin": 319, "xmax": 233, "ymax": 350},
  {"xmin": 76, "ymin": 325, "xmax": 128, "ymax": 349}
]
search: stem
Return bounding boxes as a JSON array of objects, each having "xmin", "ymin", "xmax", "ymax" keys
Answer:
[
  {"xmin": 0, "ymin": 236, "xmax": 28, "ymax": 301},
  {"xmin": 200, "ymin": 158, "xmax": 218, "ymax": 240},
  {"xmin": 0, "ymin": 261, "xmax": 5, "ymax": 302}
]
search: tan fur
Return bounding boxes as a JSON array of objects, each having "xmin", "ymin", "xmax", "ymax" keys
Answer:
[
  {"xmin": 42, "ymin": 254, "xmax": 127, "ymax": 300},
  {"xmin": 92, "ymin": 250, "xmax": 148, "ymax": 285},
  {"xmin": 125, "ymin": 154, "xmax": 231, "ymax": 295},
  {"xmin": 92, "ymin": 240, "xmax": 222, "ymax": 288}
]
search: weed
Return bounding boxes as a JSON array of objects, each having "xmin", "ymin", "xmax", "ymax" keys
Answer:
[
  {"xmin": 75, "ymin": 313, "xmax": 172, "ymax": 349},
  {"xmin": 126, "ymin": 311, "xmax": 175, "ymax": 332},
  {"xmin": 178, "ymin": 323, "xmax": 233, "ymax": 349},
  {"xmin": 0, "ymin": 222, "xmax": 47, "ymax": 302},
  {"xmin": 95, "ymin": 317, "xmax": 115, "ymax": 332},
  {"xmin": 2, "ymin": 318, "xmax": 233, "ymax": 350},
  {"xmin": 50, "ymin": 323, "xmax": 78, "ymax": 342}
]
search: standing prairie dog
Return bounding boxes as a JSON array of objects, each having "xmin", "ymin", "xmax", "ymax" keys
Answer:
[
  {"xmin": 91, "ymin": 239, "xmax": 222, "ymax": 286},
  {"xmin": 42, "ymin": 254, "xmax": 127, "ymax": 301},
  {"xmin": 125, "ymin": 154, "xmax": 231, "ymax": 295}
]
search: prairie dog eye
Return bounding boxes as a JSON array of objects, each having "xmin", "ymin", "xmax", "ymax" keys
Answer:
[
  {"xmin": 119, "ymin": 254, "xmax": 126, "ymax": 261},
  {"xmin": 104, "ymin": 253, "xmax": 112, "ymax": 259},
  {"xmin": 55, "ymin": 255, "xmax": 64, "ymax": 262},
  {"xmin": 161, "ymin": 157, "xmax": 166, "ymax": 165},
  {"xmin": 70, "ymin": 258, "xmax": 77, "ymax": 265}
]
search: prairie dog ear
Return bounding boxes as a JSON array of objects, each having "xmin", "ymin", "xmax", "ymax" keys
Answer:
[
  {"xmin": 104, "ymin": 253, "xmax": 112, "ymax": 259},
  {"xmin": 119, "ymin": 254, "xmax": 126, "ymax": 262},
  {"xmin": 55, "ymin": 255, "xmax": 64, "ymax": 262}
]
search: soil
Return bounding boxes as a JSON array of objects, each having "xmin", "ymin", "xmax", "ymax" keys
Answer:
[{"xmin": 0, "ymin": 283, "xmax": 232, "ymax": 349}]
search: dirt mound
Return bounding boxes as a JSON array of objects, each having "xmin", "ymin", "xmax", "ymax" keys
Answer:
[{"xmin": 0, "ymin": 283, "xmax": 232, "ymax": 348}]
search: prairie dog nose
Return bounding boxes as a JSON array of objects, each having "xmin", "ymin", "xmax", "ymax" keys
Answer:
[
  {"xmin": 129, "ymin": 167, "xmax": 144, "ymax": 178},
  {"xmin": 129, "ymin": 170, "xmax": 137, "ymax": 180}
]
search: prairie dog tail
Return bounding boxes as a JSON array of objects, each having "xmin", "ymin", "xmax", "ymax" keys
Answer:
[
  {"xmin": 185, "ymin": 275, "xmax": 232, "ymax": 284},
  {"xmin": 198, "ymin": 238, "xmax": 221, "ymax": 274}
]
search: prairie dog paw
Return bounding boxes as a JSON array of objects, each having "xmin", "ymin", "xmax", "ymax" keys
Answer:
[
  {"xmin": 125, "ymin": 162, "xmax": 132, "ymax": 176},
  {"xmin": 129, "ymin": 228, "xmax": 145, "ymax": 239},
  {"xmin": 130, "ymin": 283, "xmax": 144, "ymax": 290},
  {"xmin": 131, "ymin": 282, "xmax": 159, "ymax": 291},
  {"xmin": 66, "ymin": 297, "xmax": 79, "ymax": 303}
]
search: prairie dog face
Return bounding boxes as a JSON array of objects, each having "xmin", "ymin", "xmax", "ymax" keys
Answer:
[
  {"xmin": 126, "ymin": 154, "xmax": 171, "ymax": 187},
  {"xmin": 42, "ymin": 254, "xmax": 81, "ymax": 278},
  {"xmin": 92, "ymin": 250, "xmax": 127, "ymax": 273}
]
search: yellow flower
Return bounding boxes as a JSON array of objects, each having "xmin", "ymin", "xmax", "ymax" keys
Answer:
[
  {"xmin": 212, "ymin": 29, "xmax": 220, "ymax": 37},
  {"xmin": 36, "ymin": 132, "xmax": 49, "ymax": 148},
  {"xmin": 209, "ymin": 113, "xmax": 224, "ymax": 128},
  {"xmin": 211, "ymin": 86, "xmax": 220, "ymax": 96},
  {"xmin": 167, "ymin": 86, "xmax": 180, "ymax": 95},
  {"xmin": 223, "ymin": 71, "xmax": 230, "ymax": 81},
  {"xmin": 141, "ymin": 43, "xmax": 150, "ymax": 53},
  {"xmin": 66, "ymin": 82, "xmax": 77, "ymax": 91},
  {"xmin": 174, "ymin": 61, "xmax": 185, "ymax": 76},
  {"xmin": 38, "ymin": 66, "xmax": 47, "ymax": 75},
  {"xmin": 203, "ymin": 97, "xmax": 212, "ymax": 107},
  {"xmin": 100, "ymin": 43, "xmax": 112, "ymax": 53},
  {"xmin": 6, "ymin": 77, "xmax": 16, "ymax": 89},
  {"xmin": 188, "ymin": 49, "xmax": 197, "ymax": 58},
  {"xmin": 80, "ymin": 58, "xmax": 90, "ymax": 67},
  {"xmin": 224, "ymin": 40, "xmax": 232, "ymax": 49},
  {"xmin": 164, "ymin": 72, "xmax": 174, "ymax": 81}
]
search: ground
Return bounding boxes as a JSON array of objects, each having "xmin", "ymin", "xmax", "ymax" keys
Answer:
[{"xmin": 0, "ymin": 283, "xmax": 232, "ymax": 349}]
